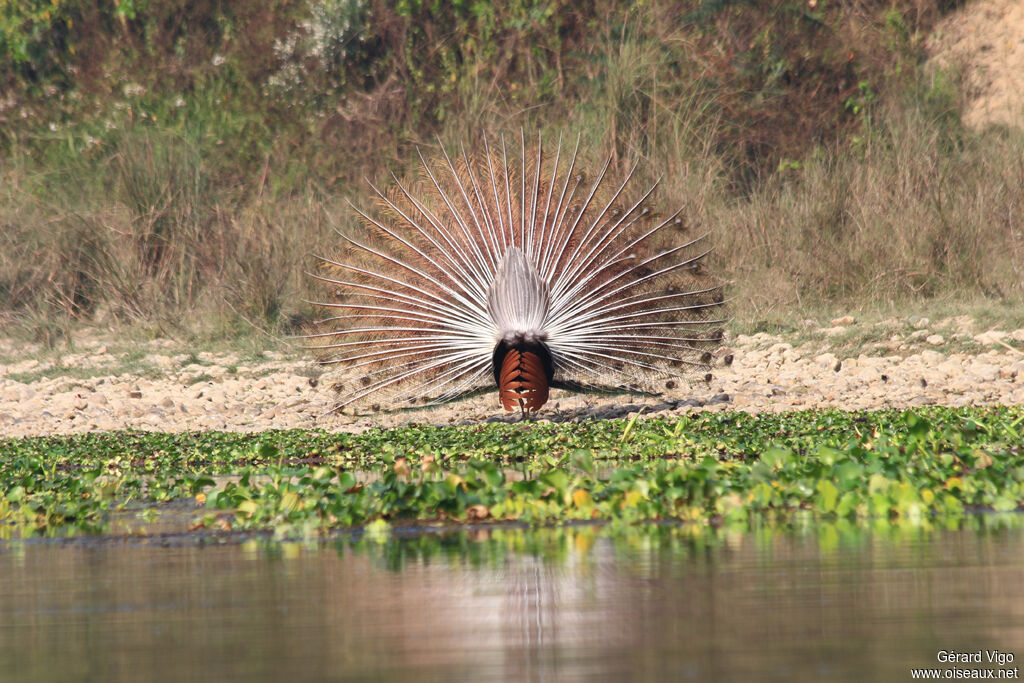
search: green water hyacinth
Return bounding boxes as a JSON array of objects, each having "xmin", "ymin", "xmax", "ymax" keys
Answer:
[{"xmin": 1, "ymin": 406, "xmax": 1022, "ymax": 538}]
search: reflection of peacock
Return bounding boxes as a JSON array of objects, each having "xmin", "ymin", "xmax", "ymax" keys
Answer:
[{"xmin": 307, "ymin": 133, "xmax": 725, "ymax": 414}]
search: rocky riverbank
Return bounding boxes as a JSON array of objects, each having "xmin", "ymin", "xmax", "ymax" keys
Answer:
[{"xmin": 1, "ymin": 317, "xmax": 1022, "ymax": 438}]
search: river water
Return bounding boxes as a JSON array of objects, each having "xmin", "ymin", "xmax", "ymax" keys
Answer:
[{"xmin": 1, "ymin": 517, "xmax": 1022, "ymax": 681}]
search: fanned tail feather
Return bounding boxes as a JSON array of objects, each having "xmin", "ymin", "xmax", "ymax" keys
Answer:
[{"xmin": 306, "ymin": 132, "xmax": 726, "ymax": 413}]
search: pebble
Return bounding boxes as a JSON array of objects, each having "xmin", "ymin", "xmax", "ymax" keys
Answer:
[
  {"xmin": 975, "ymin": 330, "xmax": 1007, "ymax": 345},
  {"xmin": 1, "ymin": 325, "xmax": 1024, "ymax": 437}
]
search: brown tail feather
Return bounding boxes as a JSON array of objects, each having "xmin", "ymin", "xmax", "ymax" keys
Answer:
[{"xmin": 498, "ymin": 349, "xmax": 550, "ymax": 412}]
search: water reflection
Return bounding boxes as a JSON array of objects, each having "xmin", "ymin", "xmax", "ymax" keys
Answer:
[{"xmin": 1, "ymin": 516, "xmax": 1022, "ymax": 681}]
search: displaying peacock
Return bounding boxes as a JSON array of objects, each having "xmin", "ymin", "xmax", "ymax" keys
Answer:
[{"xmin": 306, "ymin": 133, "xmax": 726, "ymax": 414}]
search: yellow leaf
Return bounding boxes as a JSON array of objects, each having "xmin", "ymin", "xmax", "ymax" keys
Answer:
[
  {"xmin": 572, "ymin": 489, "xmax": 593, "ymax": 508},
  {"xmin": 622, "ymin": 490, "xmax": 644, "ymax": 509},
  {"xmin": 237, "ymin": 500, "xmax": 258, "ymax": 517},
  {"xmin": 678, "ymin": 505, "xmax": 703, "ymax": 522},
  {"xmin": 281, "ymin": 491, "xmax": 300, "ymax": 513},
  {"xmin": 365, "ymin": 519, "xmax": 391, "ymax": 543},
  {"xmin": 974, "ymin": 450, "xmax": 993, "ymax": 469}
]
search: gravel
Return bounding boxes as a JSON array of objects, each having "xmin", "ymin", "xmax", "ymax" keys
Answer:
[{"xmin": 1, "ymin": 324, "xmax": 1022, "ymax": 437}]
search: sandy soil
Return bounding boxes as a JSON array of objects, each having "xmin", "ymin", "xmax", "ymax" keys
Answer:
[
  {"xmin": 1, "ymin": 316, "xmax": 1022, "ymax": 437},
  {"xmin": 927, "ymin": 0, "xmax": 1024, "ymax": 130}
]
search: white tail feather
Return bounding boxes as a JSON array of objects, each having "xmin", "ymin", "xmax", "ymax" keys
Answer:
[{"xmin": 307, "ymin": 133, "xmax": 725, "ymax": 412}]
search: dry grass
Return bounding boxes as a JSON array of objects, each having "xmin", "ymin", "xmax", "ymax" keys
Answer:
[
  {"xmin": 1, "ymin": 1, "xmax": 1021, "ymax": 343},
  {"xmin": 709, "ymin": 109, "xmax": 1024, "ymax": 323},
  {"xmin": 0, "ymin": 137, "xmax": 343, "ymax": 343},
  {"xmin": 3, "ymin": 101, "xmax": 1022, "ymax": 345}
]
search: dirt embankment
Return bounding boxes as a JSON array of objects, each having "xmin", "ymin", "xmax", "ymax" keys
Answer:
[{"xmin": 927, "ymin": 0, "xmax": 1024, "ymax": 130}]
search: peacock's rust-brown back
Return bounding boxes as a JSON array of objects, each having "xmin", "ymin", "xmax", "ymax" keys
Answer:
[
  {"xmin": 306, "ymin": 133, "xmax": 725, "ymax": 413},
  {"xmin": 497, "ymin": 348, "xmax": 549, "ymax": 412}
]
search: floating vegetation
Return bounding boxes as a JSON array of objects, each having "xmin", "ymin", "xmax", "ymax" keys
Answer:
[{"xmin": 1, "ymin": 406, "xmax": 1022, "ymax": 539}]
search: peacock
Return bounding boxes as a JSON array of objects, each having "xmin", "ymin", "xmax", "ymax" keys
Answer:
[{"xmin": 306, "ymin": 133, "xmax": 726, "ymax": 414}]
